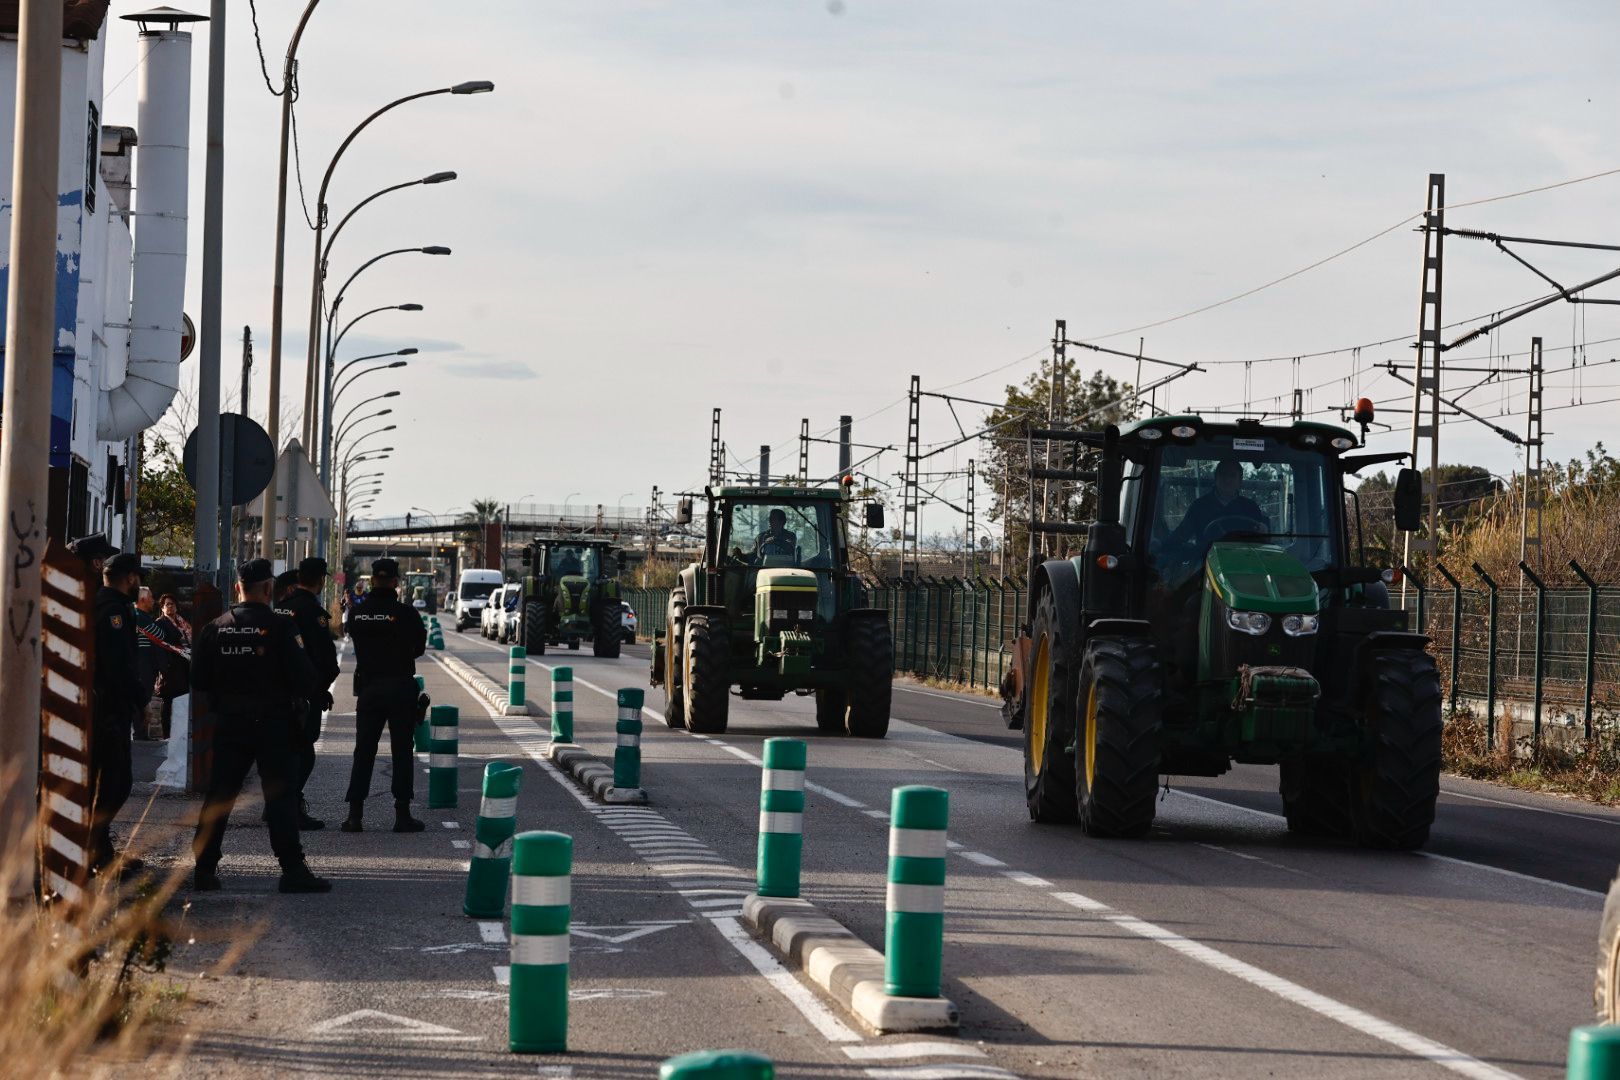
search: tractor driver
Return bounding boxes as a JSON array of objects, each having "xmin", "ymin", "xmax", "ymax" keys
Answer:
[
  {"xmin": 755, "ymin": 508, "xmax": 797, "ymax": 559},
  {"xmin": 552, "ymin": 548, "xmax": 584, "ymax": 577},
  {"xmin": 1165, "ymin": 459, "xmax": 1270, "ymax": 556}
]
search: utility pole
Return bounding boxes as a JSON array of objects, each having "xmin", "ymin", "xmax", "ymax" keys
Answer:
[
  {"xmin": 964, "ymin": 458, "xmax": 975, "ymax": 578},
  {"xmin": 1403, "ymin": 173, "xmax": 1445, "ymax": 568},
  {"xmin": 1520, "ymin": 337, "xmax": 1544, "ymax": 569},
  {"xmin": 1043, "ymin": 319, "xmax": 1066, "ymax": 559},
  {"xmin": 194, "ymin": 0, "xmax": 226, "ymax": 587},
  {"xmin": 798, "ymin": 419, "xmax": 809, "ymax": 482},
  {"xmin": 903, "ymin": 375, "xmax": 921, "ymax": 579},
  {"xmin": 708, "ymin": 408, "xmax": 722, "ymax": 486},
  {"xmin": 838, "ymin": 415, "xmax": 852, "ymax": 476},
  {"xmin": 0, "ymin": 0, "xmax": 63, "ymax": 887},
  {"xmin": 758, "ymin": 445, "xmax": 770, "ymax": 486}
]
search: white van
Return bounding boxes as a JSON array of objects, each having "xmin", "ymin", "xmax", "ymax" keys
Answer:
[{"xmin": 454, "ymin": 569, "xmax": 504, "ymax": 631}]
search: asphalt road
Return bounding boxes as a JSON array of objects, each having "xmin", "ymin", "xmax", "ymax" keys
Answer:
[{"xmin": 159, "ymin": 628, "xmax": 1616, "ymax": 1078}]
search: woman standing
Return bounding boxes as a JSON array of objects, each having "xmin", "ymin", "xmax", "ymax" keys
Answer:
[{"xmin": 153, "ymin": 593, "xmax": 191, "ymax": 738}]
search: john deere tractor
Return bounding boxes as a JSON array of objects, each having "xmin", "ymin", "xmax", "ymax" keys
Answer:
[
  {"xmin": 650, "ymin": 480, "xmax": 893, "ymax": 737},
  {"xmin": 518, "ymin": 538, "xmax": 624, "ymax": 657},
  {"xmin": 1003, "ymin": 411, "xmax": 1442, "ymax": 849}
]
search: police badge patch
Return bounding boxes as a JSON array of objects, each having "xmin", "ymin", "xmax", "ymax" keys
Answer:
[{"xmin": 110, "ymin": 614, "xmax": 122, "ymax": 628}]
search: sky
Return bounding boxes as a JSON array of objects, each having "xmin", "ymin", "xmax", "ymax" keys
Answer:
[{"xmin": 100, "ymin": 0, "xmax": 1620, "ymax": 538}]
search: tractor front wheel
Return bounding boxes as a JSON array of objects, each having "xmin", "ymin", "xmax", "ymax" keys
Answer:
[
  {"xmin": 814, "ymin": 689, "xmax": 846, "ymax": 734},
  {"xmin": 523, "ymin": 601, "xmax": 548, "ymax": 655},
  {"xmin": 593, "ymin": 600, "xmax": 622, "ymax": 659},
  {"xmin": 1024, "ymin": 589, "xmax": 1078, "ymax": 823},
  {"xmin": 662, "ymin": 596, "xmax": 687, "ymax": 729},
  {"xmin": 1279, "ymin": 758, "xmax": 1352, "ymax": 837},
  {"xmin": 844, "ymin": 617, "xmax": 892, "ymax": 739},
  {"xmin": 683, "ymin": 614, "xmax": 730, "ymax": 734},
  {"xmin": 1351, "ymin": 649, "xmax": 1442, "ymax": 850},
  {"xmin": 1074, "ymin": 638, "xmax": 1162, "ymax": 838},
  {"xmin": 1598, "ymin": 871, "xmax": 1620, "ymax": 1022}
]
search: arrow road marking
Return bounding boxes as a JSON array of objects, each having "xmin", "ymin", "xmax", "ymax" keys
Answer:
[{"xmin": 308, "ymin": 1009, "xmax": 475, "ymax": 1042}]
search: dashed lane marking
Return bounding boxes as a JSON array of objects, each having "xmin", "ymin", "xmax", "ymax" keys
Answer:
[
  {"xmin": 450, "ymin": 839, "xmax": 471, "ymax": 850},
  {"xmin": 478, "ymin": 921, "xmax": 505, "ymax": 944},
  {"xmin": 860, "ymin": 1068, "xmax": 1016, "ymax": 1080},
  {"xmin": 843, "ymin": 1043, "xmax": 987, "ymax": 1061}
]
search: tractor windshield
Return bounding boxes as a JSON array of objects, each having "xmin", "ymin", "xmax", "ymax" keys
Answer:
[
  {"xmin": 721, "ymin": 500, "xmax": 842, "ymax": 570},
  {"xmin": 1140, "ymin": 437, "xmax": 1337, "ymax": 586},
  {"xmin": 547, "ymin": 545, "xmax": 599, "ymax": 579}
]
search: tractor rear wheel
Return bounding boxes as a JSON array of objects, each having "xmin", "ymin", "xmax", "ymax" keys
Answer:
[
  {"xmin": 1074, "ymin": 637, "xmax": 1162, "ymax": 838},
  {"xmin": 1598, "ymin": 871, "xmax": 1620, "ymax": 1022},
  {"xmin": 523, "ymin": 601, "xmax": 548, "ymax": 656},
  {"xmin": 662, "ymin": 595, "xmax": 686, "ymax": 729},
  {"xmin": 1024, "ymin": 589, "xmax": 1078, "ymax": 823},
  {"xmin": 1279, "ymin": 758, "xmax": 1352, "ymax": 837},
  {"xmin": 683, "ymin": 613, "xmax": 730, "ymax": 734},
  {"xmin": 814, "ymin": 689, "xmax": 846, "ymax": 734},
  {"xmin": 844, "ymin": 617, "xmax": 892, "ymax": 739},
  {"xmin": 1351, "ymin": 649, "xmax": 1442, "ymax": 850},
  {"xmin": 593, "ymin": 599, "xmax": 622, "ymax": 659}
]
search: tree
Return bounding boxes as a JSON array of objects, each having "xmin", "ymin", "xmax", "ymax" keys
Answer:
[
  {"xmin": 137, "ymin": 433, "xmax": 195, "ymax": 557},
  {"xmin": 458, "ymin": 498, "xmax": 503, "ymax": 566},
  {"xmin": 980, "ymin": 358, "xmax": 1137, "ymax": 567}
]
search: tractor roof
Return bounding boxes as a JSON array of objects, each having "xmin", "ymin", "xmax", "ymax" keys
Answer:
[
  {"xmin": 534, "ymin": 536, "xmax": 618, "ymax": 549},
  {"xmin": 709, "ymin": 484, "xmax": 845, "ymax": 501},
  {"xmin": 1119, "ymin": 414, "xmax": 1359, "ymax": 446}
]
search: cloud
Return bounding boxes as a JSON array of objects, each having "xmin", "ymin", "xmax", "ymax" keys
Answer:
[{"xmin": 445, "ymin": 359, "xmax": 538, "ymax": 381}]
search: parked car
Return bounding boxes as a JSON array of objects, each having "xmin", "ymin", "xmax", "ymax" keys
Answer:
[
  {"xmin": 456, "ymin": 569, "xmax": 503, "ymax": 631},
  {"xmin": 481, "ymin": 584, "xmax": 510, "ymax": 638},
  {"xmin": 500, "ymin": 588, "xmax": 524, "ymax": 643},
  {"xmin": 620, "ymin": 600, "xmax": 638, "ymax": 644}
]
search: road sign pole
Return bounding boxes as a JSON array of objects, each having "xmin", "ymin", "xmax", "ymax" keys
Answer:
[{"xmin": 193, "ymin": 0, "xmax": 225, "ymax": 587}]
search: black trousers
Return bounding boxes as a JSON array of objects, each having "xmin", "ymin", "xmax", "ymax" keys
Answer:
[
  {"xmin": 344, "ymin": 678, "xmax": 417, "ymax": 805},
  {"xmin": 193, "ymin": 708, "xmax": 304, "ymax": 872},
  {"xmin": 89, "ymin": 713, "xmax": 133, "ymax": 866},
  {"xmin": 295, "ymin": 702, "xmax": 323, "ymax": 796}
]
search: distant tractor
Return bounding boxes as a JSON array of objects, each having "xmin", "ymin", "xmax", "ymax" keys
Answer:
[
  {"xmin": 1002, "ymin": 406, "xmax": 1444, "ymax": 849},
  {"xmin": 518, "ymin": 538, "xmax": 624, "ymax": 657},
  {"xmin": 650, "ymin": 479, "xmax": 892, "ymax": 737}
]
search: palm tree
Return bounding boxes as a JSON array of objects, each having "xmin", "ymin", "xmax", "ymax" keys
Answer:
[{"xmin": 458, "ymin": 498, "xmax": 503, "ymax": 566}]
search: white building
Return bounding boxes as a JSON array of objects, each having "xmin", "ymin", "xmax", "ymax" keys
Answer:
[{"xmin": 0, "ymin": 2, "xmax": 195, "ymax": 548}]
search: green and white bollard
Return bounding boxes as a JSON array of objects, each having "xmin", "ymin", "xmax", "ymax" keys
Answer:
[
  {"xmin": 885, "ymin": 785, "xmax": 948, "ymax": 999},
  {"xmin": 427, "ymin": 704, "xmax": 460, "ymax": 809},
  {"xmin": 614, "ymin": 689, "xmax": 643, "ymax": 791},
  {"xmin": 550, "ymin": 666, "xmax": 574, "ymax": 743},
  {"xmin": 413, "ymin": 675, "xmax": 430, "ymax": 753},
  {"xmin": 429, "ymin": 616, "xmax": 445, "ymax": 650},
  {"xmin": 659, "ymin": 1049, "xmax": 774, "ymax": 1080},
  {"xmin": 1568, "ymin": 1025, "xmax": 1620, "ymax": 1080},
  {"xmin": 464, "ymin": 761, "xmax": 523, "ymax": 917},
  {"xmin": 507, "ymin": 645, "xmax": 527, "ymax": 713},
  {"xmin": 756, "ymin": 738, "xmax": 805, "ymax": 898},
  {"xmin": 508, "ymin": 830, "xmax": 571, "ymax": 1054}
]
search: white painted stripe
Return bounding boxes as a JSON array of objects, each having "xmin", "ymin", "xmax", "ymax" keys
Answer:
[
  {"xmin": 494, "ymin": 965, "xmax": 510, "ymax": 985},
  {"xmin": 708, "ymin": 915, "xmax": 860, "ymax": 1043},
  {"xmin": 46, "ymin": 715, "xmax": 83, "ymax": 751},
  {"xmin": 701, "ymin": 909, "xmax": 747, "ymax": 919},
  {"xmin": 46, "ymin": 871, "xmax": 83, "ymax": 903},
  {"xmin": 440, "ymin": 820, "xmax": 460, "ymax": 829},
  {"xmin": 889, "ymin": 827, "xmax": 948, "ymax": 859},
  {"xmin": 513, "ymin": 875, "xmax": 571, "ymax": 907},
  {"xmin": 651, "ymin": 864, "xmax": 753, "ymax": 877},
  {"xmin": 1047, "ymin": 891, "xmax": 1518, "ymax": 1079},
  {"xmin": 716, "ymin": 743, "xmax": 764, "ymax": 766},
  {"xmin": 48, "ymin": 828, "xmax": 86, "ymax": 867},
  {"xmin": 863, "ymin": 809, "xmax": 891, "ymax": 821},
  {"xmin": 478, "ymin": 921, "xmax": 506, "ymax": 943},
  {"xmin": 473, "ymin": 838, "xmax": 514, "ymax": 859},
  {"xmin": 616, "ymin": 733, "xmax": 640, "ymax": 747},
  {"xmin": 451, "ymin": 839, "xmax": 471, "ymax": 850},
  {"xmin": 886, "ymin": 882, "xmax": 945, "ymax": 914},
  {"xmin": 511, "ymin": 933, "xmax": 569, "ymax": 967},
  {"xmin": 763, "ymin": 768, "xmax": 806, "ymax": 792},
  {"xmin": 860, "ymin": 1067, "xmax": 1016, "ymax": 1080},
  {"xmin": 960, "ymin": 851, "xmax": 1007, "ymax": 868},
  {"xmin": 46, "ymin": 790, "xmax": 84, "ymax": 825},
  {"xmin": 617, "ymin": 707, "xmax": 638, "ymax": 721},
  {"xmin": 843, "ymin": 1044, "xmax": 986, "ymax": 1061},
  {"xmin": 676, "ymin": 888, "xmax": 748, "ymax": 898},
  {"xmin": 1002, "ymin": 870, "xmax": 1052, "ymax": 888},
  {"xmin": 759, "ymin": 811, "xmax": 803, "ymax": 834},
  {"xmin": 46, "ymin": 753, "xmax": 85, "ymax": 786},
  {"xmin": 429, "ymin": 753, "xmax": 456, "ymax": 768},
  {"xmin": 480, "ymin": 795, "xmax": 518, "ymax": 818},
  {"xmin": 807, "ymin": 781, "xmax": 864, "ymax": 809},
  {"xmin": 430, "ymin": 725, "xmax": 457, "ymax": 741},
  {"xmin": 687, "ymin": 896, "xmax": 747, "ymax": 908}
]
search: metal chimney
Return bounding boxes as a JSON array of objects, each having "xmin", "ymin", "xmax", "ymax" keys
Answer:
[{"xmin": 99, "ymin": 7, "xmax": 204, "ymax": 440}]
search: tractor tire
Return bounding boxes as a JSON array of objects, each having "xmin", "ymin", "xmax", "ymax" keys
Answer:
[
  {"xmin": 593, "ymin": 601, "xmax": 622, "ymax": 659},
  {"xmin": 1074, "ymin": 638, "xmax": 1162, "ymax": 838},
  {"xmin": 1598, "ymin": 870, "xmax": 1620, "ymax": 1022},
  {"xmin": 663, "ymin": 595, "xmax": 687, "ymax": 729},
  {"xmin": 814, "ymin": 689, "xmax": 847, "ymax": 735},
  {"xmin": 523, "ymin": 601, "xmax": 548, "ymax": 656},
  {"xmin": 1279, "ymin": 758, "xmax": 1352, "ymax": 838},
  {"xmin": 567, "ymin": 639, "xmax": 581, "ymax": 651},
  {"xmin": 1350, "ymin": 649, "xmax": 1442, "ymax": 850},
  {"xmin": 844, "ymin": 617, "xmax": 892, "ymax": 739},
  {"xmin": 1024, "ymin": 589, "xmax": 1079, "ymax": 824},
  {"xmin": 682, "ymin": 614, "xmax": 730, "ymax": 734}
]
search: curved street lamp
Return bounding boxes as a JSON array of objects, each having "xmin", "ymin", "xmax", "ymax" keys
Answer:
[
  {"xmin": 328, "ymin": 302, "xmax": 421, "ymax": 376},
  {"xmin": 336, "ymin": 407, "xmax": 394, "ymax": 450},
  {"xmin": 323, "ymin": 174, "xmax": 456, "ymax": 273},
  {"xmin": 335, "ymin": 391, "xmax": 400, "ymax": 445},
  {"xmin": 340, "ymin": 424, "xmax": 397, "ymax": 465},
  {"xmin": 333, "ymin": 356, "xmax": 412, "ymax": 407}
]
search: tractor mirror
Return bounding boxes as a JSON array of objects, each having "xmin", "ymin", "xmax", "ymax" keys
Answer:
[
  {"xmin": 1393, "ymin": 468, "xmax": 1423, "ymax": 532},
  {"xmin": 675, "ymin": 497, "xmax": 693, "ymax": 525},
  {"xmin": 864, "ymin": 502, "xmax": 885, "ymax": 530}
]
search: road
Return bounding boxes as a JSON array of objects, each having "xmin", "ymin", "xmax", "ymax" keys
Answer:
[{"xmin": 160, "ymin": 627, "xmax": 1615, "ymax": 1078}]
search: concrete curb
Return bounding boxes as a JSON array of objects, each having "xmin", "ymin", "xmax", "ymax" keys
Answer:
[
  {"xmin": 545, "ymin": 743, "xmax": 648, "ymax": 805},
  {"xmin": 438, "ymin": 653, "xmax": 532, "ymax": 716},
  {"xmin": 742, "ymin": 893, "xmax": 958, "ymax": 1033}
]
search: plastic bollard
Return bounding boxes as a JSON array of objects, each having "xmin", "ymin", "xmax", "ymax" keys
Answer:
[
  {"xmin": 756, "ymin": 738, "xmax": 806, "ymax": 898},
  {"xmin": 659, "ymin": 1049, "xmax": 774, "ymax": 1080},
  {"xmin": 885, "ymin": 785, "xmax": 948, "ymax": 998},
  {"xmin": 550, "ymin": 666, "xmax": 574, "ymax": 743},
  {"xmin": 508, "ymin": 646, "xmax": 527, "ymax": 709},
  {"xmin": 508, "ymin": 831, "xmax": 571, "ymax": 1053},
  {"xmin": 614, "ymin": 689, "xmax": 643, "ymax": 790},
  {"xmin": 427, "ymin": 704, "xmax": 460, "ymax": 809},
  {"xmin": 464, "ymin": 761, "xmax": 523, "ymax": 917},
  {"xmin": 1568, "ymin": 1025, "xmax": 1620, "ymax": 1079}
]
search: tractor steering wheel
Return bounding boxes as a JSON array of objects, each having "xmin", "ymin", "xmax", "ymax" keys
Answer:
[{"xmin": 1199, "ymin": 513, "xmax": 1266, "ymax": 547}]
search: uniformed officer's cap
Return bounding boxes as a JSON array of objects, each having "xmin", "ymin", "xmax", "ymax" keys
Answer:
[
  {"xmin": 371, "ymin": 558, "xmax": 400, "ymax": 578},
  {"xmin": 275, "ymin": 569, "xmax": 300, "ymax": 591},
  {"xmin": 299, "ymin": 556, "xmax": 329, "ymax": 578},
  {"xmin": 106, "ymin": 552, "xmax": 143, "ymax": 577},
  {"xmin": 238, "ymin": 558, "xmax": 275, "ymax": 585},
  {"xmin": 69, "ymin": 533, "xmax": 120, "ymax": 561}
]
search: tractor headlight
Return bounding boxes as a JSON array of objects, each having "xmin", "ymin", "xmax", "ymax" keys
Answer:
[
  {"xmin": 1281, "ymin": 614, "xmax": 1320, "ymax": 637},
  {"xmin": 1225, "ymin": 609, "xmax": 1271, "ymax": 635}
]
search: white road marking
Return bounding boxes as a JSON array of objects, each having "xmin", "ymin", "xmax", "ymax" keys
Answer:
[
  {"xmin": 959, "ymin": 851, "xmax": 1007, "ymax": 868},
  {"xmin": 493, "ymin": 965, "xmax": 509, "ymax": 985},
  {"xmin": 843, "ymin": 1043, "xmax": 987, "ymax": 1061},
  {"xmin": 1439, "ymin": 786, "xmax": 1620, "ymax": 824},
  {"xmin": 892, "ymin": 683, "xmax": 1001, "ymax": 709},
  {"xmin": 1002, "ymin": 870, "xmax": 1052, "ymax": 888},
  {"xmin": 708, "ymin": 916, "xmax": 860, "ymax": 1043},
  {"xmin": 572, "ymin": 923, "xmax": 686, "ymax": 944},
  {"xmin": 860, "ymin": 1068, "xmax": 1015, "ymax": 1080},
  {"xmin": 687, "ymin": 896, "xmax": 748, "ymax": 908},
  {"xmin": 308, "ymin": 1009, "xmax": 475, "ymax": 1042},
  {"xmin": 478, "ymin": 921, "xmax": 505, "ymax": 944},
  {"xmin": 441, "ymin": 821, "xmax": 459, "ymax": 829},
  {"xmin": 451, "ymin": 839, "xmax": 471, "ymax": 849}
]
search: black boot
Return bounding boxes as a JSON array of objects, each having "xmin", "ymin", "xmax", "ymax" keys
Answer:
[
  {"xmin": 278, "ymin": 862, "xmax": 333, "ymax": 894},
  {"xmin": 298, "ymin": 799, "xmax": 326, "ymax": 831},
  {"xmin": 340, "ymin": 804, "xmax": 363, "ymax": 833},
  {"xmin": 392, "ymin": 801, "xmax": 425, "ymax": 833},
  {"xmin": 193, "ymin": 865, "xmax": 222, "ymax": 892}
]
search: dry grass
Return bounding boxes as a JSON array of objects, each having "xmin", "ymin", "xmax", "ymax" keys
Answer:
[
  {"xmin": 1443, "ymin": 709, "xmax": 1620, "ymax": 805},
  {"xmin": 1445, "ymin": 480, "xmax": 1620, "ymax": 582}
]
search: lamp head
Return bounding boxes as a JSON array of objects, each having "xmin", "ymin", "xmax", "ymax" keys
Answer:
[
  {"xmin": 420, "ymin": 245, "xmax": 452, "ymax": 255},
  {"xmin": 398, "ymin": 303, "xmax": 424, "ymax": 312},
  {"xmin": 388, "ymin": 360, "xmax": 408, "ymax": 369},
  {"xmin": 383, "ymin": 391, "xmax": 401, "ymax": 399},
  {"xmin": 423, "ymin": 171, "xmax": 457, "ymax": 184},
  {"xmin": 451, "ymin": 80, "xmax": 495, "ymax": 95},
  {"xmin": 398, "ymin": 347, "xmax": 419, "ymax": 356}
]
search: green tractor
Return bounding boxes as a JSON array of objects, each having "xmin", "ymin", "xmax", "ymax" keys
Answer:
[
  {"xmin": 1003, "ymin": 410, "xmax": 1443, "ymax": 849},
  {"xmin": 518, "ymin": 537, "xmax": 624, "ymax": 657},
  {"xmin": 650, "ymin": 480, "xmax": 893, "ymax": 737}
]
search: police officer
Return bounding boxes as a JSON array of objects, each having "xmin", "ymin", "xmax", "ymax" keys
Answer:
[
  {"xmin": 273, "ymin": 569, "xmax": 299, "ymax": 606},
  {"xmin": 342, "ymin": 557, "xmax": 428, "ymax": 833},
  {"xmin": 191, "ymin": 559, "xmax": 332, "ymax": 893},
  {"xmin": 84, "ymin": 543, "xmax": 146, "ymax": 872},
  {"xmin": 277, "ymin": 557, "xmax": 340, "ymax": 830}
]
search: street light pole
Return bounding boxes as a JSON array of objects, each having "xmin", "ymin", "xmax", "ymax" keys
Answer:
[
  {"xmin": 333, "ymin": 358, "xmax": 409, "ymax": 410},
  {"xmin": 335, "ymin": 407, "xmax": 394, "ymax": 450}
]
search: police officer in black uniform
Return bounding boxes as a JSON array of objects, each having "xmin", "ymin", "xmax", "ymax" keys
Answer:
[
  {"xmin": 273, "ymin": 569, "xmax": 299, "ymax": 607},
  {"xmin": 191, "ymin": 559, "xmax": 332, "ymax": 893},
  {"xmin": 83, "ymin": 542, "xmax": 146, "ymax": 871},
  {"xmin": 277, "ymin": 557, "xmax": 340, "ymax": 829},
  {"xmin": 342, "ymin": 558, "xmax": 428, "ymax": 834}
]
